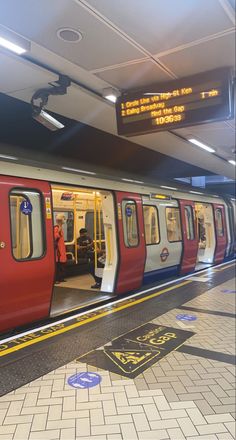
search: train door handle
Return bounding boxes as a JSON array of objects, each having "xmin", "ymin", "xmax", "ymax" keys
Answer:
[{"xmin": 0, "ymin": 241, "xmax": 6, "ymax": 249}]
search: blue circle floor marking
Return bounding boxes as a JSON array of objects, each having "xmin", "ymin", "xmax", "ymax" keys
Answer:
[
  {"xmin": 176, "ymin": 314, "xmax": 197, "ymax": 321},
  {"xmin": 68, "ymin": 372, "xmax": 102, "ymax": 389}
]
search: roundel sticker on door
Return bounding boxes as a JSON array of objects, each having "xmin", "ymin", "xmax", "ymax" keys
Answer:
[{"xmin": 160, "ymin": 247, "xmax": 169, "ymax": 262}]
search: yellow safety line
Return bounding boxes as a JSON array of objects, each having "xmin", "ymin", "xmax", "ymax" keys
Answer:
[
  {"xmin": 0, "ymin": 280, "xmax": 191, "ymax": 357},
  {"xmin": 213, "ymin": 262, "xmax": 235, "ymax": 272}
]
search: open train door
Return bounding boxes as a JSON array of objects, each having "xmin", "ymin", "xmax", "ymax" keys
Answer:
[
  {"xmin": 213, "ymin": 204, "xmax": 227, "ymax": 264},
  {"xmin": 0, "ymin": 175, "xmax": 55, "ymax": 333},
  {"xmin": 179, "ymin": 200, "xmax": 198, "ymax": 274},
  {"xmin": 114, "ymin": 191, "xmax": 146, "ymax": 294}
]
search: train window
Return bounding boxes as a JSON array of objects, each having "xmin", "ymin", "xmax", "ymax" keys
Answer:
[
  {"xmin": 184, "ymin": 206, "xmax": 195, "ymax": 240},
  {"xmin": 10, "ymin": 189, "xmax": 44, "ymax": 260},
  {"xmin": 143, "ymin": 205, "xmax": 160, "ymax": 245},
  {"xmin": 85, "ymin": 211, "xmax": 105, "ymax": 241},
  {"xmin": 53, "ymin": 211, "xmax": 74, "ymax": 242},
  {"xmin": 215, "ymin": 208, "xmax": 224, "ymax": 237},
  {"xmin": 122, "ymin": 201, "xmax": 139, "ymax": 247},
  {"xmin": 166, "ymin": 207, "xmax": 182, "ymax": 242}
]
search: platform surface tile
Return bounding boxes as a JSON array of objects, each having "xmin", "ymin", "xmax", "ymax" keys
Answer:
[{"xmin": 0, "ymin": 275, "xmax": 235, "ymax": 439}]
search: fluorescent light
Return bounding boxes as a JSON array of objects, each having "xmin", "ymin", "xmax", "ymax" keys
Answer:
[
  {"xmin": 189, "ymin": 190, "xmax": 203, "ymax": 195},
  {"xmin": 188, "ymin": 138, "xmax": 215, "ymax": 153},
  {"xmin": 160, "ymin": 185, "xmax": 177, "ymax": 190},
  {"xmin": 228, "ymin": 160, "xmax": 236, "ymax": 166},
  {"xmin": 105, "ymin": 95, "xmax": 117, "ymax": 103},
  {"xmin": 0, "ymin": 36, "xmax": 26, "ymax": 54},
  {"xmin": 0, "ymin": 25, "xmax": 31, "ymax": 55},
  {"xmin": 0, "ymin": 154, "xmax": 18, "ymax": 160},
  {"xmin": 121, "ymin": 178, "xmax": 144, "ymax": 184},
  {"xmin": 62, "ymin": 167, "xmax": 96, "ymax": 175},
  {"xmin": 102, "ymin": 87, "xmax": 120, "ymax": 104}
]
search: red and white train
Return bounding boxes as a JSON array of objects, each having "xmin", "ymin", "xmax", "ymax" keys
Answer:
[{"xmin": 0, "ymin": 160, "xmax": 235, "ymax": 334}]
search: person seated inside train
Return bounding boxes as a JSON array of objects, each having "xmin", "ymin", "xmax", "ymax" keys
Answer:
[
  {"xmin": 77, "ymin": 228, "xmax": 94, "ymax": 260},
  {"xmin": 54, "ymin": 214, "xmax": 67, "ymax": 283},
  {"xmin": 89, "ymin": 250, "xmax": 106, "ymax": 289}
]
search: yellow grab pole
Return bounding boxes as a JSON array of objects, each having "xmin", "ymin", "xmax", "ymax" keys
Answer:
[
  {"xmin": 94, "ymin": 193, "xmax": 97, "ymax": 269},
  {"xmin": 98, "ymin": 198, "xmax": 102, "ymax": 251},
  {"xmin": 74, "ymin": 194, "xmax": 78, "ymax": 264}
]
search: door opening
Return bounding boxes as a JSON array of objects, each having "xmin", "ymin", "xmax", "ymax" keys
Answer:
[
  {"xmin": 194, "ymin": 202, "xmax": 215, "ymax": 269},
  {"xmin": 50, "ymin": 185, "xmax": 117, "ymax": 316}
]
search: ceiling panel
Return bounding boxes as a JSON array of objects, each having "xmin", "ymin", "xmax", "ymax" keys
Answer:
[
  {"xmin": 1, "ymin": 0, "xmax": 145, "ymax": 71},
  {"xmin": 176, "ymin": 124, "xmax": 235, "ymax": 158},
  {"xmin": 128, "ymin": 130, "xmax": 235, "ymax": 179},
  {"xmin": 85, "ymin": 0, "xmax": 233, "ymax": 54},
  {"xmin": 0, "ymin": 51, "xmax": 57, "ymax": 93},
  {"xmin": 158, "ymin": 32, "xmax": 235, "ymax": 76},
  {"xmin": 94, "ymin": 60, "xmax": 171, "ymax": 90}
]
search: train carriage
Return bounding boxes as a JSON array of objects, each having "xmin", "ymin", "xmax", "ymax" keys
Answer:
[{"xmin": 0, "ymin": 160, "xmax": 235, "ymax": 334}]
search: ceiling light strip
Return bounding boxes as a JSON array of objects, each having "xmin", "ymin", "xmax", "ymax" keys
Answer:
[
  {"xmin": 188, "ymin": 138, "xmax": 215, "ymax": 153},
  {"xmin": 62, "ymin": 167, "xmax": 96, "ymax": 175}
]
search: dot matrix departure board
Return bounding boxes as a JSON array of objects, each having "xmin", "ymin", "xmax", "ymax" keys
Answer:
[{"xmin": 115, "ymin": 68, "xmax": 234, "ymax": 136}]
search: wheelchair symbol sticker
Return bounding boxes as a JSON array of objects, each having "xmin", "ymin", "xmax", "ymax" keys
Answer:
[
  {"xmin": 67, "ymin": 372, "xmax": 102, "ymax": 389},
  {"xmin": 20, "ymin": 200, "xmax": 33, "ymax": 215}
]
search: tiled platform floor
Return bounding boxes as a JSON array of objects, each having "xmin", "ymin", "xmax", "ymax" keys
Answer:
[{"xmin": 0, "ymin": 278, "xmax": 235, "ymax": 440}]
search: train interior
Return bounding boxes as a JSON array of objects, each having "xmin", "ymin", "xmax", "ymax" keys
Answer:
[
  {"xmin": 50, "ymin": 185, "xmax": 117, "ymax": 316},
  {"xmin": 195, "ymin": 202, "xmax": 216, "ymax": 269}
]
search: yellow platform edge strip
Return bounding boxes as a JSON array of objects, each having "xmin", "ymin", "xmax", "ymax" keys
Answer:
[{"xmin": 0, "ymin": 280, "xmax": 192, "ymax": 357}]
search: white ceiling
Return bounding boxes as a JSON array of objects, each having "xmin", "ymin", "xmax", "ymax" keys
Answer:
[{"xmin": 0, "ymin": 0, "xmax": 235, "ymax": 179}]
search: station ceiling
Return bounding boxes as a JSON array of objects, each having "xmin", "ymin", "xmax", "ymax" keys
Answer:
[{"xmin": 0, "ymin": 0, "xmax": 235, "ymax": 186}]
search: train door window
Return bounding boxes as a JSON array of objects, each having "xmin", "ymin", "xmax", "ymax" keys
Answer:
[
  {"xmin": 10, "ymin": 189, "xmax": 44, "ymax": 260},
  {"xmin": 184, "ymin": 206, "xmax": 195, "ymax": 240},
  {"xmin": 122, "ymin": 201, "xmax": 139, "ymax": 247},
  {"xmin": 166, "ymin": 207, "xmax": 182, "ymax": 242},
  {"xmin": 215, "ymin": 208, "xmax": 224, "ymax": 237},
  {"xmin": 53, "ymin": 211, "xmax": 74, "ymax": 242},
  {"xmin": 143, "ymin": 205, "xmax": 160, "ymax": 245}
]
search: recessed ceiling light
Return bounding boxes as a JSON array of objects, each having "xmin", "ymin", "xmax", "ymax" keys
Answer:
[
  {"xmin": 62, "ymin": 167, "xmax": 96, "ymax": 175},
  {"xmin": 188, "ymin": 138, "xmax": 215, "ymax": 153},
  {"xmin": 189, "ymin": 190, "xmax": 203, "ymax": 195},
  {"xmin": 228, "ymin": 159, "xmax": 236, "ymax": 166},
  {"xmin": 57, "ymin": 28, "xmax": 83, "ymax": 42},
  {"xmin": 160, "ymin": 185, "xmax": 177, "ymax": 190}
]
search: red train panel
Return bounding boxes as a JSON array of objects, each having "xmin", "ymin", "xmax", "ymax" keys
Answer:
[
  {"xmin": 0, "ymin": 176, "xmax": 55, "ymax": 333},
  {"xmin": 179, "ymin": 200, "xmax": 198, "ymax": 274},
  {"xmin": 114, "ymin": 191, "xmax": 146, "ymax": 294},
  {"xmin": 213, "ymin": 204, "xmax": 227, "ymax": 264}
]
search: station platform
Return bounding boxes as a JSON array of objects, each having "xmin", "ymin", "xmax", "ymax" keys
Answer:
[{"xmin": 0, "ymin": 261, "xmax": 235, "ymax": 440}]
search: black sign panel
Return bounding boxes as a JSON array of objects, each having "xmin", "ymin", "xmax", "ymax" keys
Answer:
[
  {"xmin": 116, "ymin": 68, "xmax": 234, "ymax": 136},
  {"xmin": 78, "ymin": 323, "xmax": 194, "ymax": 378}
]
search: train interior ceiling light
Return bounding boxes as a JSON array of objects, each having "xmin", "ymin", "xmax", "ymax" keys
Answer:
[
  {"xmin": 31, "ymin": 75, "xmax": 71, "ymax": 131},
  {"xmin": 0, "ymin": 25, "xmax": 30, "ymax": 54}
]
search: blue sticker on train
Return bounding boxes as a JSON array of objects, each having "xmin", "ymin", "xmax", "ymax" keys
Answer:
[
  {"xmin": 176, "ymin": 314, "xmax": 197, "ymax": 321},
  {"xmin": 67, "ymin": 372, "xmax": 102, "ymax": 389},
  {"xmin": 126, "ymin": 206, "xmax": 133, "ymax": 217},
  {"xmin": 20, "ymin": 200, "xmax": 33, "ymax": 215}
]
